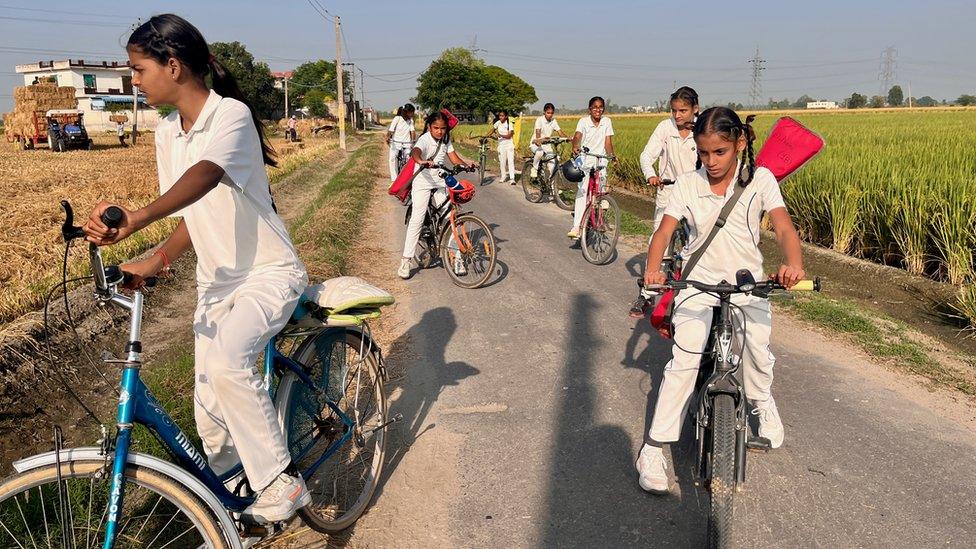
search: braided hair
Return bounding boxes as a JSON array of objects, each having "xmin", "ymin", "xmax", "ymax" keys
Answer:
[
  {"xmin": 127, "ymin": 14, "xmax": 277, "ymax": 167},
  {"xmin": 693, "ymin": 107, "xmax": 757, "ymax": 186}
]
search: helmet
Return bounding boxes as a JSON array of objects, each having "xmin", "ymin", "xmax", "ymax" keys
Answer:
[
  {"xmin": 449, "ymin": 179, "xmax": 476, "ymax": 204},
  {"xmin": 561, "ymin": 159, "xmax": 584, "ymax": 183}
]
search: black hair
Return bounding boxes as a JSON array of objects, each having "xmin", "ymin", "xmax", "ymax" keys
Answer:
[
  {"xmin": 127, "ymin": 14, "xmax": 277, "ymax": 166},
  {"xmin": 543, "ymin": 102, "xmax": 555, "ymax": 112},
  {"xmin": 395, "ymin": 106, "xmax": 402, "ymax": 117},
  {"xmin": 588, "ymin": 96, "xmax": 605, "ymax": 108},
  {"xmin": 422, "ymin": 110, "xmax": 453, "ymax": 142},
  {"xmin": 693, "ymin": 107, "xmax": 757, "ymax": 186},
  {"xmin": 493, "ymin": 109, "xmax": 509, "ymax": 122},
  {"xmin": 670, "ymin": 86, "xmax": 699, "ymax": 108},
  {"xmin": 402, "ymin": 103, "xmax": 415, "ymax": 114}
]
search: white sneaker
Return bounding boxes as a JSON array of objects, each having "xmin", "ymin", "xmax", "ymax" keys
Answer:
[
  {"xmin": 453, "ymin": 254, "xmax": 467, "ymax": 276},
  {"xmin": 636, "ymin": 444, "xmax": 670, "ymax": 494},
  {"xmin": 241, "ymin": 472, "xmax": 311, "ymax": 523},
  {"xmin": 530, "ymin": 167, "xmax": 538, "ymax": 178},
  {"xmin": 397, "ymin": 258, "xmax": 411, "ymax": 279},
  {"xmin": 750, "ymin": 396, "xmax": 784, "ymax": 449}
]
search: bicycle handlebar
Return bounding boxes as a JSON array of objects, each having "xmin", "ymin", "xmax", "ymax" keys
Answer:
[
  {"xmin": 579, "ymin": 146, "xmax": 616, "ymax": 161},
  {"xmin": 644, "ymin": 276, "xmax": 821, "ymax": 295},
  {"xmin": 660, "ymin": 179, "xmax": 676, "ymax": 186},
  {"xmin": 427, "ymin": 163, "xmax": 477, "ymax": 176}
]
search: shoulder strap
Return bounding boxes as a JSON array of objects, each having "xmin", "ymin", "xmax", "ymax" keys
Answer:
[
  {"xmin": 403, "ymin": 139, "xmax": 443, "ymax": 187},
  {"xmin": 680, "ymin": 182, "xmax": 748, "ymax": 279}
]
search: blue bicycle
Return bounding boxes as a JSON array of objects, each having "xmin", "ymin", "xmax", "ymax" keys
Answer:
[{"xmin": 0, "ymin": 202, "xmax": 395, "ymax": 547}]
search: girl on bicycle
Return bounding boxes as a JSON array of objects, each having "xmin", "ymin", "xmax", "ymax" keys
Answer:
[
  {"xmin": 529, "ymin": 102, "xmax": 568, "ymax": 178},
  {"xmin": 635, "ymin": 107, "xmax": 805, "ymax": 494},
  {"xmin": 82, "ymin": 14, "xmax": 310, "ymax": 522},
  {"xmin": 639, "ymin": 86, "xmax": 700, "ymax": 230},
  {"xmin": 488, "ymin": 109, "xmax": 517, "ymax": 184},
  {"xmin": 569, "ymin": 96, "xmax": 615, "ymax": 239},
  {"xmin": 385, "ymin": 103, "xmax": 417, "ymax": 181},
  {"xmin": 399, "ymin": 111, "xmax": 478, "ymax": 279}
]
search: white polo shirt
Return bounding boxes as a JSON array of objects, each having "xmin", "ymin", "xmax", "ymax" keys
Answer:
[
  {"xmin": 639, "ymin": 117, "xmax": 698, "ymax": 181},
  {"xmin": 493, "ymin": 119, "xmax": 514, "ymax": 141},
  {"xmin": 411, "ymin": 132, "xmax": 454, "ymax": 190},
  {"xmin": 574, "ymin": 115, "xmax": 614, "ymax": 156},
  {"xmin": 663, "ymin": 165, "xmax": 785, "ymax": 285},
  {"xmin": 534, "ymin": 115, "xmax": 561, "ymax": 139},
  {"xmin": 388, "ymin": 115, "xmax": 415, "ymax": 144},
  {"xmin": 155, "ymin": 90, "xmax": 305, "ymax": 290}
]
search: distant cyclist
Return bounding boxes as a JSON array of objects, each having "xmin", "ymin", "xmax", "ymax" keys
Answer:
[
  {"xmin": 529, "ymin": 102, "xmax": 568, "ymax": 178},
  {"xmin": 568, "ymin": 96, "xmax": 615, "ymax": 240},
  {"xmin": 386, "ymin": 103, "xmax": 417, "ymax": 181}
]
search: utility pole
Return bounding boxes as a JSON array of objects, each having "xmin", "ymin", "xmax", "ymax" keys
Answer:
[
  {"xmin": 359, "ymin": 67, "xmax": 366, "ymax": 129},
  {"xmin": 130, "ymin": 19, "xmax": 141, "ymax": 145},
  {"xmin": 879, "ymin": 46, "xmax": 897, "ymax": 98},
  {"xmin": 335, "ymin": 15, "xmax": 346, "ymax": 150},
  {"xmin": 283, "ymin": 76, "xmax": 289, "ymax": 118},
  {"xmin": 908, "ymin": 81, "xmax": 912, "ymax": 108},
  {"xmin": 342, "ymin": 62, "xmax": 357, "ymax": 131},
  {"xmin": 747, "ymin": 46, "xmax": 765, "ymax": 109}
]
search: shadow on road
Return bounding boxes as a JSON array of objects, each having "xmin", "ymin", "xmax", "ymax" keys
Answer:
[{"xmin": 541, "ymin": 293, "xmax": 706, "ymax": 547}]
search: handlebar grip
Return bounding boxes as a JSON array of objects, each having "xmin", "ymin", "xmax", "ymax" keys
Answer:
[
  {"xmin": 660, "ymin": 179, "xmax": 676, "ymax": 186},
  {"xmin": 790, "ymin": 278, "xmax": 820, "ymax": 292},
  {"xmin": 101, "ymin": 206, "xmax": 124, "ymax": 229},
  {"xmin": 121, "ymin": 271, "xmax": 158, "ymax": 288}
]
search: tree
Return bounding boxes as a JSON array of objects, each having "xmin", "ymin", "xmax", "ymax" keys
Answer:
[
  {"xmin": 303, "ymin": 89, "xmax": 331, "ymax": 117},
  {"xmin": 792, "ymin": 94, "xmax": 815, "ymax": 108},
  {"xmin": 209, "ymin": 41, "xmax": 280, "ymax": 119},
  {"xmin": 415, "ymin": 58, "xmax": 499, "ymax": 116},
  {"xmin": 483, "ymin": 65, "xmax": 537, "ymax": 114},
  {"xmin": 437, "ymin": 47, "xmax": 484, "ymax": 67},
  {"xmin": 288, "ymin": 60, "xmax": 353, "ymax": 112},
  {"xmin": 768, "ymin": 97, "xmax": 791, "ymax": 109},
  {"xmin": 869, "ymin": 95, "xmax": 886, "ymax": 108},
  {"xmin": 887, "ymin": 85, "xmax": 904, "ymax": 107},
  {"xmin": 955, "ymin": 94, "xmax": 976, "ymax": 106},
  {"xmin": 915, "ymin": 95, "xmax": 937, "ymax": 107},
  {"xmin": 847, "ymin": 92, "xmax": 867, "ymax": 109}
]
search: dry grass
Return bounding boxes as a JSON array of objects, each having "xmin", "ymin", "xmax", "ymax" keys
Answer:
[{"xmin": 0, "ymin": 132, "xmax": 334, "ymax": 326}]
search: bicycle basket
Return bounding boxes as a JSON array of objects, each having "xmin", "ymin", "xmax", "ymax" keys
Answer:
[{"xmin": 449, "ymin": 179, "xmax": 476, "ymax": 204}]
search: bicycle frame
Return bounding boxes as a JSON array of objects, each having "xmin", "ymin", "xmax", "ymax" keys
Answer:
[{"xmin": 580, "ymin": 162, "xmax": 610, "ymax": 231}]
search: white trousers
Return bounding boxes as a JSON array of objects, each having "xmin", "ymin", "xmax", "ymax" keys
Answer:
[
  {"xmin": 388, "ymin": 142, "xmax": 412, "ymax": 182},
  {"xmin": 530, "ymin": 143, "xmax": 555, "ymax": 171},
  {"xmin": 402, "ymin": 186, "xmax": 448, "ymax": 259},
  {"xmin": 652, "ymin": 184, "xmax": 673, "ymax": 233},
  {"xmin": 497, "ymin": 139, "xmax": 516, "ymax": 181},
  {"xmin": 571, "ymin": 164, "xmax": 607, "ymax": 231},
  {"xmin": 648, "ymin": 292, "xmax": 776, "ymax": 443},
  {"xmin": 193, "ymin": 270, "xmax": 306, "ymax": 490}
]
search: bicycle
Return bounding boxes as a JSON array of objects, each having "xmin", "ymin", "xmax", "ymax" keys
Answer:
[
  {"xmin": 629, "ymin": 180, "xmax": 688, "ymax": 318},
  {"xmin": 570, "ymin": 147, "xmax": 621, "ymax": 265},
  {"xmin": 520, "ymin": 137, "xmax": 573, "ymax": 210},
  {"xmin": 474, "ymin": 135, "xmax": 495, "ymax": 185},
  {"xmin": 0, "ymin": 201, "xmax": 396, "ymax": 548},
  {"xmin": 644, "ymin": 271, "xmax": 821, "ymax": 548},
  {"xmin": 390, "ymin": 139, "xmax": 413, "ymax": 175},
  {"xmin": 404, "ymin": 164, "xmax": 497, "ymax": 288}
]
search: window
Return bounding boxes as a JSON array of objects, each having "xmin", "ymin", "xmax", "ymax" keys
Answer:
[
  {"xmin": 122, "ymin": 75, "xmax": 132, "ymax": 95},
  {"xmin": 83, "ymin": 74, "xmax": 96, "ymax": 93}
]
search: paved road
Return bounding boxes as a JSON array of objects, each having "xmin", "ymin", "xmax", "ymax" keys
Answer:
[{"xmin": 353, "ymin": 166, "xmax": 976, "ymax": 548}]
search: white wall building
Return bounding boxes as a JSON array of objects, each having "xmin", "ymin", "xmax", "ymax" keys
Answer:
[
  {"xmin": 806, "ymin": 101, "xmax": 839, "ymax": 110},
  {"xmin": 15, "ymin": 59, "xmax": 162, "ymax": 132}
]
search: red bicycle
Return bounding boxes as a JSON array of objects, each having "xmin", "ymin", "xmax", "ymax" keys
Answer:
[{"xmin": 570, "ymin": 147, "xmax": 621, "ymax": 265}]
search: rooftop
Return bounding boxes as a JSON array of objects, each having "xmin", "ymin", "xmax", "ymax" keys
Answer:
[{"xmin": 16, "ymin": 59, "xmax": 129, "ymax": 73}]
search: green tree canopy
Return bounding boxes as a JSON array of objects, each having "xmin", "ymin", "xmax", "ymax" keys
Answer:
[
  {"xmin": 415, "ymin": 49, "xmax": 536, "ymax": 117},
  {"xmin": 915, "ymin": 95, "xmax": 937, "ymax": 107},
  {"xmin": 792, "ymin": 94, "xmax": 815, "ymax": 108},
  {"xmin": 956, "ymin": 94, "xmax": 976, "ymax": 106},
  {"xmin": 887, "ymin": 85, "xmax": 904, "ymax": 107},
  {"xmin": 209, "ymin": 41, "xmax": 280, "ymax": 118},
  {"xmin": 303, "ymin": 89, "xmax": 331, "ymax": 117},
  {"xmin": 847, "ymin": 92, "xmax": 867, "ymax": 109},
  {"xmin": 484, "ymin": 65, "xmax": 537, "ymax": 115},
  {"xmin": 869, "ymin": 95, "xmax": 886, "ymax": 108}
]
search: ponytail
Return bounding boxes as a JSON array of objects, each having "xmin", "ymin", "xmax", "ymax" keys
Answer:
[
  {"xmin": 693, "ymin": 107, "xmax": 757, "ymax": 186},
  {"xmin": 128, "ymin": 13, "xmax": 277, "ymax": 167}
]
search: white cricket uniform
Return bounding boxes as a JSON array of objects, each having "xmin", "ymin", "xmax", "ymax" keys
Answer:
[
  {"xmin": 571, "ymin": 115, "xmax": 614, "ymax": 231},
  {"xmin": 402, "ymin": 132, "xmax": 453, "ymax": 258},
  {"xmin": 531, "ymin": 115, "xmax": 562, "ymax": 171},
  {"xmin": 639, "ymin": 117, "xmax": 699, "ymax": 230},
  {"xmin": 493, "ymin": 119, "xmax": 516, "ymax": 182},
  {"xmin": 648, "ymin": 166, "xmax": 786, "ymax": 443},
  {"xmin": 155, "ymin": 90, "xmax": 307, "ymax": 490},
  {"xmin": 387, "ymin": 115, "xmax": 416, "ymax": 181}
]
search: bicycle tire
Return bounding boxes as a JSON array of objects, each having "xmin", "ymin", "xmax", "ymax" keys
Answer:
[
  {"xmin": 580, "ymin": 195, "xmax": 620, "ymax": 265},
  {"xmin": 707, "ymin": 394, "xmax": 736, "ymax": 549},
  {"xmin": 521, "ymin": 159, "xmax": 544, "ymax": 203},
  {"xmin": 440, "ymin": 213, "xmax": 496, "ymax": 288},
  {"xmin": 277, "ymin": 329, "xmax": 387, "ymax": 533},
  {"xmin": 0, "ymin": 460, "xmax": 229, "ymax": 548},
  {"xmin": 552, "ymin": 172, "xmax": 576, "ymax": 211},
  {"xmin": 478, "ymin": 149, "xmax": 487, "ymax": 184}
]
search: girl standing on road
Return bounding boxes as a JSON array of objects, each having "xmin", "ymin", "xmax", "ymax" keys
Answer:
[
  {"xmin": 635, "ymin": 107, "xmax": 806, "ymax": 494},
  {"xmin": 385, "ymin": 103, "xmax": 417, "ymax": 181},
  {"xmin": 529, "ymin": 102, "xmax": 567, "ymax": 178},
  {"xmin": 488, "ymin": 109, "xmax": 517, "ymax": 184},
  {"xmin": 82, "ymin": 14, "xmax": 310, "ymax": 523},
  {"xmin": 569, "ymin": 96, "xmax": 615, "ymax": 239},
  {"xmin": 399, "ymin": 111, "xmax": 478, "ymax": 279},
  {"xmin": 639, "ymin": 86, "xmax": 700, "ymax": 230}
]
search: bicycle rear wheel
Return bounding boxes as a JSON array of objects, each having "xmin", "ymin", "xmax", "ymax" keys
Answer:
[
  {"xmin": 440, "ymin": 213, "xmax": 496, "ymax": 288},
  {"xmin": 478, "ymin": 148, "xmax": 487, "ymax": 184},
  {"xmin": 0, "ymin": 460, "xmax": 228, "ymax": 548},
  {"xmin": 552, "ymin": 173, "xmax": 576, "ymax": 211},
  {"xmin": 277, "ymin": 329, "xmax": 387, "ymax": 533},
  {"xmin": 707, "ymin": 394, "xmax": 737, "ymax": 549},
  {"xmin": 580, "ymin": 195, "xmax": 620, "ymax": 265},
  {"xmin": 521, "ymin": 159, "xmax": 544, "ymax": 203}
]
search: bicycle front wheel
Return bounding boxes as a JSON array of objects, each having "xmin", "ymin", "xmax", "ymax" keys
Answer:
[
  {"xmin": 478, "ymin": 149, "xmax": 487, "ymax": 184},
  {"xmin": 707, "ymin": 394, "xmax": 737, "ymax": 549},
  {"xmin": 0, "ymin": 460, "xmax": 229, "ymax": 548},
  {"xmin": 580, "ymin": 195, "xmax": 620, "ymax": 265},
  {"xmin": 440, "ymin": 213, "xmax": 496, "ymax": 288},
  {"xmin": 521, "ymin": 159, "xmax": 544, "ymax": 203},
  {"xmin": 552, "ymin": 173, "xmax": 576, "ymax": 211},
  {"xmin": 278, "ymin": 329, "xmax": 387, "ymax": 533}
]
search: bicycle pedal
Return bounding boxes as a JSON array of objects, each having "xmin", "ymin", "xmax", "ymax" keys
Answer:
[{"xmin": 746, "ymin": 436, "xmax": 772, "ymax": 452}]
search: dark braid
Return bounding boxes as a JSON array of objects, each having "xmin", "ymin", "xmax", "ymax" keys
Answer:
[{"xmin": 693, "ymin": 107, "xmax": 757, "ymax": 187}]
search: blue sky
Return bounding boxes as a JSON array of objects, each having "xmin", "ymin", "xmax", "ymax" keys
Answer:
[{"xmin": 2, "ymin": 0, "xmax": 974, "ymax": 112}]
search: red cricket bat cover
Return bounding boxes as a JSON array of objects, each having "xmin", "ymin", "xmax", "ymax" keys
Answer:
[
  {"xmin": 388, "ymin": 158, "xmax": 417, "ymax": 203},
  {"xmin": 755, "ymin": 117, "xmax": 825, "ymax": 182}
]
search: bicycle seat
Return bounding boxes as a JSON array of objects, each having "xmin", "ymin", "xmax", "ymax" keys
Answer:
[{"xmin": 290, "ymin": 276, "xmax": 394, "ymax": 327}]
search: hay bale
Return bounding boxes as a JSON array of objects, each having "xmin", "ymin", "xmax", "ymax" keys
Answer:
[{"xmin": 4, "ymin": 83, "xmax": 78, "ymax": 138}]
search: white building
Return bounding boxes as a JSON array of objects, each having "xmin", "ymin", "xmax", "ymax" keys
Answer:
[
  {"xmin": 806, "ymin": 101, "xmax": 839, "ymax": 110},
  {"xmin": 15, "ymin": 59, "xmax": 162, "ymax": 132}
]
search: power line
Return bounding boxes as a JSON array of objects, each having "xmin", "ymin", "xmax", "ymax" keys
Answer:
[
  {"xmin": 0, "ymin": 15, "xmax": 124, "ymax": 28},
  {"xmin": 0, "ymin": 4, "xmax": 136, "ymax": 21},
  {"xmin": 305, "ymin": 0, "xmax": 335, "ymax": 22},
  {"xmin": 0, "ymin": 45, "xmax": 123, "ymax": 58},
  {"xmin": 748, "ymin": 46, "xmax": 766, "ymax": 108}
]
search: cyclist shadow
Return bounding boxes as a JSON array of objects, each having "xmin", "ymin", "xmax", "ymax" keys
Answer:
[
  {"xmin": 542, "ymin": 293, "xmax": 706, "ymax": 547},
  {"xmin": 373, "ymin": 306, "xmax": 479, "ymax": 498}
]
